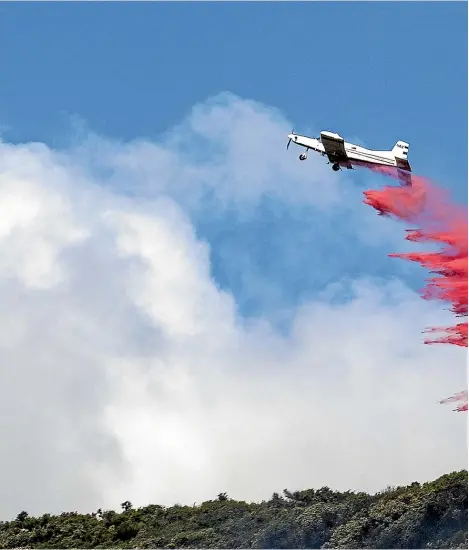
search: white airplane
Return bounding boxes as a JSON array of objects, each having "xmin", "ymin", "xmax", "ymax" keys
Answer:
[{"xmin": 287, "ymin": 130, "xmax": 412, "ymax": 185}]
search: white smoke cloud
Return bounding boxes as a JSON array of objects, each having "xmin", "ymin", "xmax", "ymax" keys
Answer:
[{"xmin": 0, "ymin": 93, "xmax": 465, "ymax": 520}]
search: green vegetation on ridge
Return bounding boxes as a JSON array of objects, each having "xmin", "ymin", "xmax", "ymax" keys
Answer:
[{"xmin": 2, "ymin": 471, "xmax": 467, "ymax": 549}]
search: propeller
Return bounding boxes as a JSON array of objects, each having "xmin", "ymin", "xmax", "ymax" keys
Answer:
[{"xmin": 286, "ymin": 128, "xmax": 295, "ymax": 150}]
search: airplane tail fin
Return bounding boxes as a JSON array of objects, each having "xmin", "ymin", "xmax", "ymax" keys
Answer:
[
  {"xmin": 392, "ymin": 140, "xmax": 411, "ymax": 173},
  {"xmin": 392, "ymin": 140, "xmax": 410, "ymax": 158},
  {"xmin": 392, "ymin": 141, "xmax": 409, "ymax": 158}
]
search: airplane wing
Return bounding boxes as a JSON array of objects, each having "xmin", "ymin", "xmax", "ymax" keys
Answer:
[{"xmin": 320, "ymin": 131, "xmax": 353, "ymax": 168}]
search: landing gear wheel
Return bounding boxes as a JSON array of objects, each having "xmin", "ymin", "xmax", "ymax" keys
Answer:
[
  {"xmin": 299, "ymin": 153, "xmax": 307, "ymax": 161},
  {"xmin": 332, "ymin": 163, "xmax": 340, "ymax": 171}
]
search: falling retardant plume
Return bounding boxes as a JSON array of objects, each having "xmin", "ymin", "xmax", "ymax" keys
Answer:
[
  {"xmin": 362, "ymin": 166, "xmax": 467, "ymax": 411},
  {"xmin": 439, "ymin": 391, "xmax": 468, "ymax": 412}
]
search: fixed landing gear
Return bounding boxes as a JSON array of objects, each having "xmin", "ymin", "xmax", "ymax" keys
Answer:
[
  {"xmin": 299, "ymin": 153, "xmax": 307, "ymax": 161},
  {"xmin": 332, "ymin": 163, "xmax": 340, "ymax": 171}
]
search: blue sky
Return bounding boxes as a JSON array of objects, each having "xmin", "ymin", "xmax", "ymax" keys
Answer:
[
  {"xmin": 0, "ymin": 2, "xmax": 467, "ymax": 516},
  {"xmin": 0, "ymin": 1, "xmax": 467, "ymax": 320}
]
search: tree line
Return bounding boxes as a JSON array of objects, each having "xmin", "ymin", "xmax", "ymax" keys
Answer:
[{"xmin": 1, "ymin": 470, "xmax": 467, "ymax": 548}]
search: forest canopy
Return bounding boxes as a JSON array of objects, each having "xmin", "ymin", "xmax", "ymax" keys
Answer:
[{"xmin": 2, "ymin": 470, "xmax": 467, "ymax": 549}]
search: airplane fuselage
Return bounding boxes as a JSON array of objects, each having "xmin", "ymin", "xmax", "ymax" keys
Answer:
[{"xmin": 289, "ymin": 132, "xmax": 401, "ymax": 168}]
